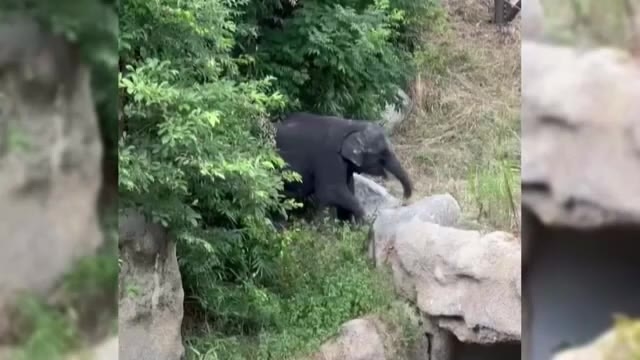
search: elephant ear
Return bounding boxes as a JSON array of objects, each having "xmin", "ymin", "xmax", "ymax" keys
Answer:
[{"xmin": 340, "ymin": 125, "xmax": 385, "ymax": 167}]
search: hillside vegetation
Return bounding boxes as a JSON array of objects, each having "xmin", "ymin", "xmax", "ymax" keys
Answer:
[{"xmin": 117, "ymin": 0, "xmax": 520, "ymax": 359}]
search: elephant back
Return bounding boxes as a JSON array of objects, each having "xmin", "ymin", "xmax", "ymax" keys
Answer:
[{"xmin": 276, "ymin": 112, "xmax": 367, "ymax": 153}]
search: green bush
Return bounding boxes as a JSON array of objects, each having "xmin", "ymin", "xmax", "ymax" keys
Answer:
[
  {"xmin": 184, "ymin": 222, "xmax": 411, "ymax": 360},
  {"xmin": 118, "ymin": 0, "xmax": 298, "ymax": 325},
  {"xmin": 237, "ymin": 0, "xmax": 445, "ymax": 119},
  {"xmin": 239, "ymin": 1, "xmax": 405, "ymax": 118},
  {"xmin": 117, "ymin": 0, "xmax": 444, "ymax": 356}
]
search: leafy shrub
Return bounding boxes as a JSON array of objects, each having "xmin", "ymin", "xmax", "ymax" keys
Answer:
[
  {"xmin": 117, "ymin": 0, "xmax": 444, "ymax": 356},
  {"xmin": 184, "ymin": 222, "xmax": 413, "ymax": 360},
  {"xmin": 239, "ymin": 0, "xmax": 409, "ymax": 119},
  {"xmin": 118, "ymin": 0, "xmax": 298, "ymax": 319},
  {"xmin": 234, "ymin": 0, "xmax": 445, "ymax": 119}
]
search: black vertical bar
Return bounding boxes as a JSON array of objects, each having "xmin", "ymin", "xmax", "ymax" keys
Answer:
[{"xmin": 494, "ymin": 0, "xmax": 505, "ymax": 25}]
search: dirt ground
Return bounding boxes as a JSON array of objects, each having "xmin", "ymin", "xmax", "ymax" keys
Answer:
[{"xmin": 385, "ymin": 0, "xmax": 521, "ymax": 234}]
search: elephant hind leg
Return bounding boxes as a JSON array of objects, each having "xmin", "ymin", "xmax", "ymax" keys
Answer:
[{"xmin": 336, "ymin": 207, "xmax": 353, "ymax": 222}]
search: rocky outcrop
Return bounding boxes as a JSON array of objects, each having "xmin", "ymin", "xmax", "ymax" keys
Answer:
[
  {"xmin": 354, "ymin": 174, "xmax": 402, "ymax": 219},
  {"xmin": 308, "ymin": 317, "xmax": 389, "ymax": 360},
  {"xmin": 0, "ymin": 17, "xmax": 104, "ymax": 338},
  {"xmin": 369, "ymin": 194, "xmax": 521, "ymax": 359},
  {"xmin": 522, "ymin": 40, "xmax": 640, "ymax": 360},
  {"xmin": 522, "ymin": 41, "xmax": 640, "ymax": 229},
  {"xmin": 373, "ymin": 194, "xmax": 462, "ymax": 229},
  {"xmin": 119, "ymin": 209, "xmax": 185, "ymax": 360}
]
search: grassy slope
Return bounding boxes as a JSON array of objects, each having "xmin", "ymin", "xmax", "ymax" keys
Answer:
[{"xmin": 387, "ymin": 0, "xmax": 521, "ymax": 234}]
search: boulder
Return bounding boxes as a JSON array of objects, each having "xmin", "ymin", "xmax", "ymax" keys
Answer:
[
  {"xmin": 119, "ymin": 209, "xmax": 185, "ymax": 360},
  {"xmin": 0, "ymin": 17, "xmax": 104, "ymax": 337},
  {"xmin": 354, "ymin": 174, "xmax": 401, "ymax": 219},
  {"xmin": 308, "ymin": 317, "xmax": 388, "ymax": 360},
  {"xmin": 522, "ymin": 41, "xmax": 640, "ymax": 228},
  {"xmin": 522, "ymin": 41, "xmax": 640, "ymax": 360},
  {"xmin": 372, "ymin": 219, "xmax": 521, "ymax": 343},
  {"xmin": 369, "ymin": 195, "xmax": 521, "ymax": 357},
  {"xmin": 368, "ymin": 194, "xmax": 463, "ymax": 299},
  {"xmin": 370, "ymin": 194, "xmax": 461, "ymax": 237}
]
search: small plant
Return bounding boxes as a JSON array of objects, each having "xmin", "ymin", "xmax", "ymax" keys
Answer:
[
  {"xmin": 467, "ymin": 159, "xmax": 520, "ymax": 231},
  {"xmin": 183, "ymin": 221, "xmax": 413, "ymax": 360},
  {"xmin": 11, "ymin": 239, "xmax": 118, "ymax": 360},
  {"xmin": 12, "ymin": 297, "xmax": 77, "ymax": 360}
]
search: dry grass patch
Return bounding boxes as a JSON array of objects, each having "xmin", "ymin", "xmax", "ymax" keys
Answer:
[{"xmin": 387, "ymin": 1, "xmax": 521, "ymax": 233}]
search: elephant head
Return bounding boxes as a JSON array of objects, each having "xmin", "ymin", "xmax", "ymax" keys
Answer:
[{"xmin": 340, "ymin": 123, "xmax": 413, "ymax": 199}]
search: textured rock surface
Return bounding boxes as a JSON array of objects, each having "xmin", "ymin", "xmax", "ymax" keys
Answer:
[
  {"xmin": 354, "ymin": 174, "xmax": 401, "ymax": 219},
  {"xmin": 308, "ymin": 318, "xmax": 388, "ymax": 360},
  {"xmin": 374, "ymin": 194, "xmax": 461, "ymax": 229},
  {"xmin": 369, "ymin": 194, "xmax": 462, "ymax": 297},
  {"xmin": 522, "ymin": 41, "xmax": 640, "ymax": 228},
  {"xmin": 370, "ymin": 204, "xmax": 521, "ymax": 344},
  {"xmin": 119, "ymin": 209, "xmax": 185, "ymax": 360},
  {"xmin": 0, "ymin": 18, "xmax": 104, "ymax": 337}
]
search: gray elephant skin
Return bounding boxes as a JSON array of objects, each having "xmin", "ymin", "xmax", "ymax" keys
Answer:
[{"xmin": 275, "ymin": 112, "xmax": 413, "ymax": 222}]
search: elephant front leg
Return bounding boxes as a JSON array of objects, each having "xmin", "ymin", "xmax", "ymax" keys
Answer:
[
  {"xmin": 317, "ymin": 186, "xmax": 365, "ymax": 224},
  {"xmin": 336, "ymin": 172, "xmax": 357, "ymax": 222},
  {"xmin": 315, "ymin": 157, "xmax": 366, "ymax": 224}
]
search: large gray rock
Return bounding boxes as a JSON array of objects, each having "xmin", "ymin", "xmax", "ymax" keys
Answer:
[
  {"xmin": 369, "ymin": 195, "xmax": 520, "ymax": 358},
  {"xmin": 119, "ymin": 209, "xmax": 185, "ymax": 360},
  {"xmin": 371, "ymin": 194, "xmax": 461, "ymax": 235},
  {"xmin": 368, "ymin": 194, "xmax": 462, "ymax": 288},
  {"xmin": 0, "ymin": 18, "xmax": 104, "ymax": 337},
  {"xmin": 307, "ymin": 317, "xmax": 388, "ymax": 360},
  {"xmin": 372, "ymin": 219, "xmax": 521, "ymax": 343},
  {"xmin": 522, "ymin": 41, "xmax": 640, "ymax": 228},
  {"xmin": 522, "ymin": 41, "xmax": 640, "ymax": 360},
  {"xmin": 354, "ymin": 174, "xmax": 401, "ymax": 219}
]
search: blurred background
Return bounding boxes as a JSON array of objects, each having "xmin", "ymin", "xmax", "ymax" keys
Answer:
[
  {"xmin": 522, "ymin": 0, "xmax": 640, "ymax": 359},
  {"xmin": 0, "ymin": 0, "xmax": 118, "ymax": 359}
]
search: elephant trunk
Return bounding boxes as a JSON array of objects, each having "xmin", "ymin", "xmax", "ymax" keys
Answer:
[{"xmin": 384, "ymin": 152, "xmax": 412, "ymax": 199}]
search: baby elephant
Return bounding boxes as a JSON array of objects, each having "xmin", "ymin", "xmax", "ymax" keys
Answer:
[{"xmin": 275, "ymin": 112, "xmax": 413, "ymax": 223}]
